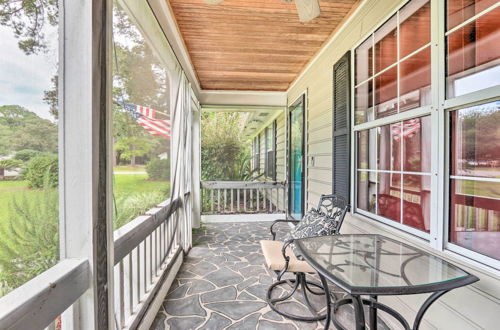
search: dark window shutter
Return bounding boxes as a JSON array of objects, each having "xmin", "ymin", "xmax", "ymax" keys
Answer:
[{"xmin": 333, "ymin": 51, "xmax": 351, "ymax": 200}]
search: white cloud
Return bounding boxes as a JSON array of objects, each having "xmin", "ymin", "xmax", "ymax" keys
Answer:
[{"xmin": 0, "ymin": 25, "xmax": 58, "ymax": 121}]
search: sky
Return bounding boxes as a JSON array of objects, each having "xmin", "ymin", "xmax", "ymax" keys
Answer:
[{"xmin": 0, "ymin": 25, "xmax": 58, "ymax": 121}]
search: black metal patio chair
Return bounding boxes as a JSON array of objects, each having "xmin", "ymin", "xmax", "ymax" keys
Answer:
[{"xmin": 260, "ymin": 194, "xmax": 349, "ymax": 322}]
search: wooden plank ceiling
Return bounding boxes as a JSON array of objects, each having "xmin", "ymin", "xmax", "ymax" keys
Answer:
[{"xmin": 168, "ymin": 0, "xmax": 359, "ymax": 91}]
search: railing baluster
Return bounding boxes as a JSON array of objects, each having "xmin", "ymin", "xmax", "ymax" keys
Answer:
[
  {"xmin": 244, "ymin": 189, "xmax": 247, "ymax": 212},
  {"xmin": 257, "ymin": 189, "xmax": 260, "ymax": 212},
  {"xmin": 136, "ymin": 246, "xmax": 140, "ymax": 305},
  {"xmin": 250, "ymin": 189, "xmax": 253, "ymax": 210},
  {"xmin": 231, "ymin": 189, "xmax": 234, "ymax": 213},
  {"xmin": 263, "ymin": 188, "xmax": 267, "ymax": 211},
  {"xmin": 211, "ymin": 189, "xmax": 214, "ymax": 213},
  {"xmin": 217, "ymin": 189, "xmax": 221, "ymax": 213},
  {"xmin": 119, "ymin": 261, "xmax": 125, "ymax": 328},
  {"xmin": 237, "ymin": 189, "xmax": 240, "ymax": 212},
  {"xmin": 128, "ymin": 253, "xmax": 133, "ymax": 316},
  {"xmin": 224, "ymin": 189, "xmax": 227, "ymax": 213},
  {"xmin": 149, "ymin": 234, "xmax": 153, "ymax": 285},
  {"xmin": 276, "ymin": 188, "xmax": 279, "ymax": 213}
]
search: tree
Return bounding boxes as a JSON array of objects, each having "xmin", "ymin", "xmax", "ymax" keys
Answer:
[
  {"xmin": 0, "ymin": 105, "xmax": 57, "ymax": 153},
  {"xmin": 0, "ymin": 0, "xmax": 58, "ymax": 55},
  {"xmin": 43, "ymin": 75, "xmax": 58, "ymax": 119},
  {"xmin": 201, "ymin": 112, "xmax": 252, "ymax": 181},
  {"xmin": 0, "ymin": 159, "xmax": 22, "ymax": 180}
]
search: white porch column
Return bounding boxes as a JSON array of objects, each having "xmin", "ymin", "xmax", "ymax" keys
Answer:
[
  {"xmin": 59, "ymin": 0, "xmax": 114, "ymax": 329},
  {"xmin": 191, "ymin": 98, "xmax": 202, "ymax": 228}
]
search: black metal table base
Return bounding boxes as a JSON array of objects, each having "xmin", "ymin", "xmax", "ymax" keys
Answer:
[
  {"xmin": 266, "ymin": 272, "xmax": 328, "ymax": 322},
  {"xmin": 319, "ymin": 273, "xmax": 451, "ymax": 330}
]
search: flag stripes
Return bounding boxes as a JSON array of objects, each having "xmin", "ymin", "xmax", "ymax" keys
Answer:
[{"xmin": 117, "ymin": 101, "xmax": 171, "ymax": 139}]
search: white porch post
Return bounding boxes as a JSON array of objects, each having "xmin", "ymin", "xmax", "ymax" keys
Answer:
[
  {"xmin": 59, "ymin": 0, "xmax": 114, "ymax": 329},
  {"xmin": 192, "ymin": 99, "xmax": 202, "ymax": 229}
]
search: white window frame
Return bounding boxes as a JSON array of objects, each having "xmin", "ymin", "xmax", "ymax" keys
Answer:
[{"xmin": 350, "ymin": 0, "xmax": 500, "ymax": 271}]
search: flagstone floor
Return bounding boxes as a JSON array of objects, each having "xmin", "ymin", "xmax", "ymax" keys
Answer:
[{"xmin": 150, "ymin": 221, "xmax": 390, "ymax": 330}]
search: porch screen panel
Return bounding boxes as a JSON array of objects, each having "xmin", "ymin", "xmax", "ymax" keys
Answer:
[{"xmin": 333, "ymin": 51, "xmax": 351, "ymax": 200}]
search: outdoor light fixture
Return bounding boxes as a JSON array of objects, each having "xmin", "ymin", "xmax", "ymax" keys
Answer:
[
  {"xmin": 283, "ymin": 0, "xmax": 321, "ymax": 22},
  {"xmin": 203, "ymin": 0, "xmax": 224, "ymax": 5},
  {"xmin": 203, "ymin": 0, "xmax": 320, "ymax": 22}
]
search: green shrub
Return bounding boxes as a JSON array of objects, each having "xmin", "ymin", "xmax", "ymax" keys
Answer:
[
  {"xmin": 14, "ymin": 149, "xmax": 41, "ymax": 162},
  {"xmin": 114, "ymin": 191, "xmax": 166, "ymax": 229},
  {"xmin": 146, "ymin": 158, "xmax": 169, "ymax": 181},
  {"xmin": 0, "ymin": 189, "xmax": 58, "ymax": 294},
  {"xmin": 24, "ymin": 154, "xmax": 58, "ymax": 188}
]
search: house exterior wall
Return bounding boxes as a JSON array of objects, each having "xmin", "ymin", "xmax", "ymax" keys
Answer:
[
  {"xmin": 253, "ymin": 112, "xmax": 287, "ymax": 211},
  {"xmin": 287, "ymin": 0, "xmax": 500, "ymax": 329}
]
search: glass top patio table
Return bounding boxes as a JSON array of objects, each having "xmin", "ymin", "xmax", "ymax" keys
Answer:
[{"xmin": 295, "ymin": 234, "xmax": 478, "ymax": 296}]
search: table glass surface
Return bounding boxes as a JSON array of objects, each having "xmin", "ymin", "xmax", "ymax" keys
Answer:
[{"xmin": 296, "ymin": 234, "xmax": 471, "ymax": 290}]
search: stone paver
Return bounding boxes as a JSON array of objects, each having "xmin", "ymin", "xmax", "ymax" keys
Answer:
[{"xmin": 151, "ymin": 222, "xmax": 391, "ymax": 330}]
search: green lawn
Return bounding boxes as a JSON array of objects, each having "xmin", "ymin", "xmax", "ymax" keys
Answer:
[
  {"xmin": 114, "ymin": 165, "xmax": 146, "ymax": 173},
  {"xmin": 0, "ymin": 176, "xmax": 170, "ymax": 224},
  {"xmin": 113, "ymin": 174, "xmax": 169, "ymax": 196}
]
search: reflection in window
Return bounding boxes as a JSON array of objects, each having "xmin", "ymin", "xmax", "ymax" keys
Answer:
[
  {"xmin": 375, "ymin": 67, "xmax": 398, "ymax": 118},
  {"xmin": 354, "ymin": 0, "xmax": 431, "ymax": 124},
  {"xmin": 356, "ymin": 116, "xmax": 431, "ymax": 232},
  {"xmin": 355, "ymin": 80, "xmax": 373, "ymax": 125},
  {"xmin": 449, "ymin": 101, "xmax": 500, "ymax": 260},
  {"xmin": 447, "ymin": 4, "xmax": 500, "ymax": 98},
  {"xmin": 400, "ymin": 47, "xmax": 431, "ymax": 111}
]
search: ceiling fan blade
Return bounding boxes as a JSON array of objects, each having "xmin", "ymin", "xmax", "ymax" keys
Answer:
[
  {"xmin": 294, "ymin": 0, "xmax": 320, "ymax": 22},
  {"xmin": 203, "ymin": 0, "xmax": 224, "ymax": 5}
]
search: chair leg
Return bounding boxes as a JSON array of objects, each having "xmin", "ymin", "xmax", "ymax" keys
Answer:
[{"xmin": 266, "ymin": 272, "xmax": 327, "ymax": 322}]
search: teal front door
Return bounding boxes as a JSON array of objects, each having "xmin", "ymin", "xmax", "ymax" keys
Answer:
[{"xmin": 288, "ymin": 96, "xmax": 305, "ymax": 220}]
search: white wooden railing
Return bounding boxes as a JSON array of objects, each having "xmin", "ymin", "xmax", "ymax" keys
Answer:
[
  {"xmin": 113, "ymin": 194, "xmax": 188, "ymax": 329},
  {"xmin": 0, "ymin": 259, "xmax": 89, "ymax": 330},
  {"xmin": 201, "ymin": 181, "xmax": 286, "ymax": 215},
  {"xmin": 0, "ymin": 194, "xmax": 190, "ymax": 330}
]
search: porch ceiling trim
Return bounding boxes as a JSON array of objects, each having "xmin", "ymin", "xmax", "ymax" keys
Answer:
[{"xmin": 200, "ymin": 90, "xmax": 287, "ymax": 107}]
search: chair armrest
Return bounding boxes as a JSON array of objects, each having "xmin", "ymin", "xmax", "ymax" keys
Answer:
[
  {"xmin": 277, "ymin": 239, "xmax": 294, "ymax": 280},
  {"xmin": 270, "ymin": 219, "xmax": 300, "ymax": 240}
]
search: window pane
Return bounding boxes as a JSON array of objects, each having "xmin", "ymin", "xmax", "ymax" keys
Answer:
[
  {"xmin": 374, "ymin": 15, "xmax": 398, "ymax": 73},
  {"xmin": 400, "ymin": 0, "xmax": 431, "ymax": 58},
  {"xmin": 355, "ymin": 80, "xmax": 373, "ymax": 125},
  {"xmin": 403, "ymin": 174, "xmax": 431, "ymax": 232},
  {"xmin": 378, "ymin": 173, "xmax": 401, "ymax": 222},
  {"xmin": 447, "ymin": 0, "xmax": 499, "ymax": 30},
  {"xmin": 355, "ymin": 37, "xmax": 373, "ymax": 84},
  {"xmin": 450, "ymin": 179, "xmax": 500, "ymax": 260},
  {"xmin": 400, "ymin": 47, "xmax": 431, "ymax": 111},
  {"xmin": 357, "ymin": 128, "xmax": 377, "ymax": 170},
  {"xmin": 403, "ymin": 116, "xmax": 431, "ymax": 172},
  {"xmin": 450, "ymin": 101, "xmax": 500, "ymax": 179},
  {"xmin": 357, "ymin": 171, "xmax": 377, "ymax": 213},
  {"xmin": 377, "ymin": 123, "xmax": 401, "ymax": 171},
  {"xmin": 375, "ymin": 66, "xmax": 398, "ymax": 119},
  {"xmin": 446, "ymin": 6, "xmax": 500, "ymax": 98}
]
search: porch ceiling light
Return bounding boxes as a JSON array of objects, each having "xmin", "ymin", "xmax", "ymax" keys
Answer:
[
  {"xmin": 203, "ymin": 0, "xmax": 224, "ymax": 5},
  {"xmin": 283, "ymin": 0, "xmax": 321, "ymax": 22}
]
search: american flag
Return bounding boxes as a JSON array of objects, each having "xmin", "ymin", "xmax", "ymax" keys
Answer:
[{"xmin": 118, "ymin": 101, "xmax": 171, "ymax": 139}]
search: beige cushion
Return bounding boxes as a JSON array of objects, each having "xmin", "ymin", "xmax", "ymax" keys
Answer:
[{"xmin": 260, "ymin": 240, "xmax": 316, "ymax": 273}]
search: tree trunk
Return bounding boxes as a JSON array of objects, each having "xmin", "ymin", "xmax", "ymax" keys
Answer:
[
  {"xmin": 0, "ymin": 168, "xmax": 4, "ymax": 180},
  {"xmin": 131, "ymin": 156, "xmax": 136, "ymax": 166}
]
